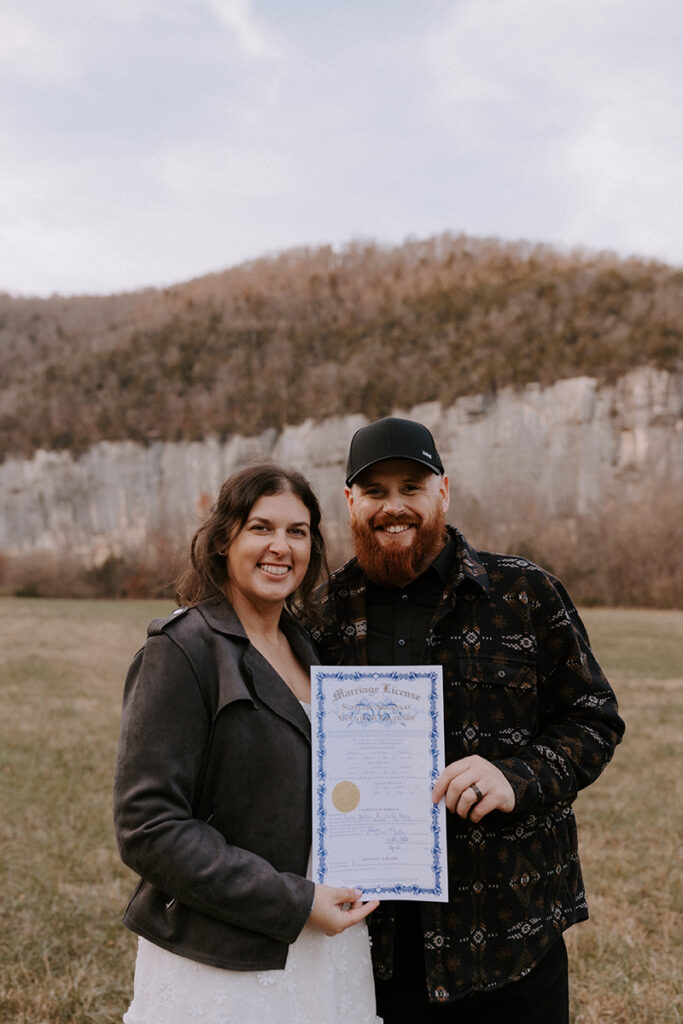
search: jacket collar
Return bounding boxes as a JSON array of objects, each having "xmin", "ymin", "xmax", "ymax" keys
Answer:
[
  {"xmin": 455, "ymin": 529, "xmax": 491, "ymax": 595},
  {"xmin": 195, "ymin": 595, "xmax": 316, "ymax": 741},
  {"xmin": 195, "ymin": 595, "xmax": 249, "ymax": 639}
]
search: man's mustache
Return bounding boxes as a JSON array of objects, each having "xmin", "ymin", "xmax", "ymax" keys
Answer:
[{"xmin": 371, "ymin": 513, "xmax": 419, "ymax": 529}]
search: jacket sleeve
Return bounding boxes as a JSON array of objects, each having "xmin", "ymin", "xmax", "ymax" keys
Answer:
[
  {"xmin": 112, "ymin": 633, "xmax": 314, "ymax": 945},
  {"xmin": 492, "ymin": 572, "xmax": 625, "ymax": 818}
]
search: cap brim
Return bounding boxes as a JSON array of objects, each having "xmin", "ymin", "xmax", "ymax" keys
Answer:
[{"xmin": 346, "ymin": 455, "xmax": 443, "ymax": 486}]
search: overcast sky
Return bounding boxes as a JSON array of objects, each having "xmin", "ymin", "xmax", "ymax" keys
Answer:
[{"xmin": 2, "ymin": 0, "xmax": 682, "ymax": 296}]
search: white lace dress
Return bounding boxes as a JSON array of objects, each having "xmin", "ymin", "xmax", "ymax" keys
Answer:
[
  {"xmin": 123, "ymin": 919, "xmax": 380, "ymax": 1024},
  {"xmin": 122, "ymin": 703, "xmax": 382, "ymax": 1024}
]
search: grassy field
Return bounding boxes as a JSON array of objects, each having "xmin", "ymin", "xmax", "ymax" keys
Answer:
[{"xmin": 0, "ymin": 598, "xmax": 681, "ymax": 1023}]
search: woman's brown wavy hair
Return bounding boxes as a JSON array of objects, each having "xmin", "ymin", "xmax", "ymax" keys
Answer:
[{"xmin": 174, "ymin": 463, "xmax": 328, "ymax": 621}]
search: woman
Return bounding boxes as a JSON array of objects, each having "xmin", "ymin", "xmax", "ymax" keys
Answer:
[{"xmin": 113, "ymin": 464, "xmax": 381, "ymax": 1024}]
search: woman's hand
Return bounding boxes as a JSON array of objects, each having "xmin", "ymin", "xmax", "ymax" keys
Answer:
[{"xmin": 308, "ymin": 884, "xmax": 379, "ymax": 936}]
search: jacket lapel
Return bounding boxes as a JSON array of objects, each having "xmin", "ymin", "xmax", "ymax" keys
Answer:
[
  {"xmin": 198, "ymin": 597, "xmax": 315, "ymax": 741},
  {"xmin": 330, "ymin": 560, "xmax": 369, "ymax": 665},
  {"xmin": 242, "ymin": 644, "xmax": 313, "ymax": 742},
  {"xmin": 427, "ymin": 527, "xmax": 491, "ymax": 634}
]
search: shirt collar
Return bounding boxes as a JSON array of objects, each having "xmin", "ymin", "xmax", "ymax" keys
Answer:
[{"xmin": 431, "ymin": 532, "xmax": 457, "ymax": 585}]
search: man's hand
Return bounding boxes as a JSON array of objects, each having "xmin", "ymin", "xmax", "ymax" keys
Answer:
[
  {"xmin": 308, "ymin": 885, "xmax": 379, "ymax": 936},
  {"xmin": 432, "ymin": 755, "xmax": 515, "ymax": 823}
]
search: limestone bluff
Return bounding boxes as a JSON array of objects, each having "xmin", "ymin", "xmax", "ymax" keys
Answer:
[{"xmin": 1, "ymin": 366, "xmax": 680, "ymax": 594}]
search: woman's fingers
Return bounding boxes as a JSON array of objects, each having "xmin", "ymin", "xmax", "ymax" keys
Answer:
[
  {"xmin": 309, "ymin": 885, "xmax": 379, "ymax": 935},
  {"xmin": 344, "ymin": 897, "xmax": 380, "ymax": 925}
]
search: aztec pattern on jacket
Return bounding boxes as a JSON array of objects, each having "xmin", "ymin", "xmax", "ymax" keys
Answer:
[{"xmin": 308, "ymin": 526, "xmax": 625, "ymax": 1001}]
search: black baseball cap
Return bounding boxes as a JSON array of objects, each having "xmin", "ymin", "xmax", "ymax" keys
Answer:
[{"xmin": 345, "ymin": 417, "xmax": 445, "ymax": 486}]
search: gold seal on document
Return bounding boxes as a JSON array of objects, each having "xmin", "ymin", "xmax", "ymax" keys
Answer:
[{"xmin": 332, "ymin": 780, "xmax": 360, "ymax": 813}]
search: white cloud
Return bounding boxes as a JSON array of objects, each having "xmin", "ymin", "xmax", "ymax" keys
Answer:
[
  {"xmin": 0, "ymin": 0, "xmax": 682, "ymax": 294},
  {"xmin": 421, "ymin": 0, "xmax": 683, "ymax": 264},
  {"xmin": 0, "ymin": 6, "xmax": 80, "ymax": 85},
  {"xmin": 561, "ymin": 100, "xmax": 683, "ymax": 261},
  {"xmin": 161, "ymin": 138, "xmax": 293, "ymax": 200},
  {"xmin": 202, "ymin": 0, "xmax": 282, "ymax": 60}
]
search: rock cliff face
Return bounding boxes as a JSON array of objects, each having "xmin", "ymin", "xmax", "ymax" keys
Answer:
[{"xmin": 1, "ymin": 367, "xmax": 681, "ymax": 566}]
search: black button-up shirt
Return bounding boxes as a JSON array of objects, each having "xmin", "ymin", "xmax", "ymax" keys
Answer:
[
  {"xmin": 367, "ymin": 535, "xmax": 456, "ymax": 666},
  {"xmin": 366, "ymin": 536, "xmax": 457, "ymax": 995}
]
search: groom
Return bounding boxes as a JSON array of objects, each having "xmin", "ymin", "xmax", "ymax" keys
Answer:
[{"xmin": 311, "ymin": 416, "xmax": 624, "ymax": 1023}]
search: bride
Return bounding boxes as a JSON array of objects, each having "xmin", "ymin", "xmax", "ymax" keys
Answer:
[{"xmin": 113, "ymin": 464, "xmax": 381, "ymax": 1023}]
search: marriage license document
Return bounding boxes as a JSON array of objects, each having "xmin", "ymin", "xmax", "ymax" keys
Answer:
[{"xmin": 311, "ymin": 666, "xmax": 448, "ymax": 902}]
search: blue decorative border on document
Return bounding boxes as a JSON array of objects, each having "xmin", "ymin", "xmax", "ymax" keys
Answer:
[{"xmin": 313, "ymin": 667, "xmax": 445, "ymax": 899}]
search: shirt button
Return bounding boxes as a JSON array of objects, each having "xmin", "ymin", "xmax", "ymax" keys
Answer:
[
  {"xmin": 401, "ymin": 594, "xmax": 409, "ymax": 601},
  {"xmin": 398, "ymin": 639, "xmax": 406, "ymax": 647}
]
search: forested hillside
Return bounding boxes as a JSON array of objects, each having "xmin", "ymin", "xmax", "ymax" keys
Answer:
[{"xmin": 1, "ymin": 233, "xmax": 681, "ymax": 461}]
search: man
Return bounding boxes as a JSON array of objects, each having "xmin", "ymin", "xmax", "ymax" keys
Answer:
[{"xmin": 310, "ymin": 416, "xmax": 625, "ymax": 1024}]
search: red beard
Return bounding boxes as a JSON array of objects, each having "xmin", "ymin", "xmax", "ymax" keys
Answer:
[{"xmin": 350, "ymin": 509, "xmax": 447, "ymax": 588}]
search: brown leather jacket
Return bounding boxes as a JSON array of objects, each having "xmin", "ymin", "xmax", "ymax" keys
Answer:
[{"xmin": 113, "ymin": 596, "xmax": 317, "ymax": 970}]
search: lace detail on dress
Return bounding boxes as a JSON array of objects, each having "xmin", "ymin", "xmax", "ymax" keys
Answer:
[{"xmin": 123, "ymin": 922, "xmax": 381, "ymax": 1024}]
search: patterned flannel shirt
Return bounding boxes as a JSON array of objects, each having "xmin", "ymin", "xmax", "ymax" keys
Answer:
[{"xmin": 309, "ymin": 526, "xmax": 625, "ymax": 1002}]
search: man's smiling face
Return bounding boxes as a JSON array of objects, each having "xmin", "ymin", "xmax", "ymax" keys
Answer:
[{"xmin": 345, "ymin": 459, "xmax": 449, "ymax": 587}]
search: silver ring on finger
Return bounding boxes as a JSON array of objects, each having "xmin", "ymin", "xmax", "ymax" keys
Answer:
[{"xmin": 469, "ymin": 783, "xmax": 483, "ymax": 804}]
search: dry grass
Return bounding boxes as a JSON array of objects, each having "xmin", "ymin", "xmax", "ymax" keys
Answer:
[
  {"xmin": 565, "ymin": 609, "xmax": 683, "ymax": 1023},
  {"xmin": 0, "ymin": 599, "xmax": 680, "ymax": 1023},
  {"xmin": 0, "ymin": 598, "xmax": 169, "ymax": 1024}
]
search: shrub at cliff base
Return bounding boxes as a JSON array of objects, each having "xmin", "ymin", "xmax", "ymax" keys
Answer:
[
  {"xmin": 0, "ymin": 545, "xmax": 178, "ymax": 601},
  {"xmin": 1, "ymin": 487, "xmax": 681, "ymax": 608},
  {"xmin": 464, "ymin": 486, "xmax": 683, "ymax": 609}
]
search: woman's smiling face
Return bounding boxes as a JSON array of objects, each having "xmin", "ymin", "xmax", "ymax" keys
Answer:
[{"xmin": 224, "ymin": 490, "xmax": 312, "ymax": 612}]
